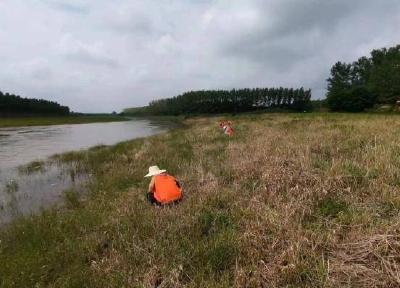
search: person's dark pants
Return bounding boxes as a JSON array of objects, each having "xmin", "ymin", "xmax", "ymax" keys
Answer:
[
  {"xmin": 146, "ymin": 192, "xmax": 182, "ymax": 206},
  {"xmin": 147, "ymin": 192, "xmax": 161, "ymax": 206}
]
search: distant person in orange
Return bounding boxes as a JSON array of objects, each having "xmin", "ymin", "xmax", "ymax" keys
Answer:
[
  {"xmin": 224, "ymin": 124, "xmax": 234, "ymax": 136},
  {"xmin": 219, "ymin": 120, "xmax": 231, "ymax": 128},
  {"xmin": 145, "ymin": 165, "xmax": 182, "ymax": 205},
  {"xmin": 219, "ymin": 120, "xmax": 233, "ymax": 136}
]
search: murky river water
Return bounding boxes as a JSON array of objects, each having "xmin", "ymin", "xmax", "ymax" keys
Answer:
[{"xmin": 0, "ymin": 119, "xmax": 171, "ymax": 223}]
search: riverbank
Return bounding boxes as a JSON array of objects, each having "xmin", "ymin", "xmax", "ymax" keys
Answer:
[
  {"xmin": 1, "ymin": 113, "xmax": 400, "ymax": 287},
  {"xmin": 0, "ymin": 115, "xmax": 129, "ymax": 128}
]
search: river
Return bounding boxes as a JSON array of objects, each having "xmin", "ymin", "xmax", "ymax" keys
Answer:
[{"xmin": 0, "ymin": 119, "xmax": 171, "ymax": 223}]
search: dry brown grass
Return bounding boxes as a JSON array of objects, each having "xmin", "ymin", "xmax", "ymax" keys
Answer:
[
  {"xmin": 221, "ymin": 114, "xmax": 400, "ymax": 287},
  {"xmin": 1, "ymin": 113, "xmax": 400, "ymax": 287},
  {"xmin": 181, "ymin": 114, "xmax": 400, "ymax": 287}
]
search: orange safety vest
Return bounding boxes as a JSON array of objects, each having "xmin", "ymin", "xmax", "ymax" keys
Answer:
[
  {"xmin": 224, "ymin": 125, "xmax": 234, "ymax": 136},
  {"xmin": 153, "ymin": 174, "xmax": 182, "ymax": 204}
]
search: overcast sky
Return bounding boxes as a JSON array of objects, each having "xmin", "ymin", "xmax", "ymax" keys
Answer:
[{"xmin": 0, "ymin": 0, "xmax": 399, "ymax": 113}]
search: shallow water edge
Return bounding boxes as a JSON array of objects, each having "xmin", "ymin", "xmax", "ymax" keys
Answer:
[{"xmin": 0, "ymin": 118, "xmax": 179, "ymax": 224}]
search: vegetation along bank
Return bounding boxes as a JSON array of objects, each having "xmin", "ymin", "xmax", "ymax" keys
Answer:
[
  {"xmin": 123, "ymin": 87, "xmax": 312, "ymax": 116},
  {"xmin": 0, "ymin": 115, "xmax": 129, "ymax": 128},
  {"xmin": 0, "ymin": 91, "xmax": 70, "ymax": 116},
  {"xmin": 1, "ymin": 113, "xmax": 399, "ymax": 287},
  {"xmin": 0, "ymin": 90, "xmax": 128, "ymax": 127}
]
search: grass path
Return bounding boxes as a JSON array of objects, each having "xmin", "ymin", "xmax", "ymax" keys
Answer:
[{"xmin": 1, "ymin": 113, "xmax": 400, "ymax": 287}]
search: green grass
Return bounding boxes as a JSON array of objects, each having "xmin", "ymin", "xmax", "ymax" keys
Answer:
[
  {"xmin": 1, "ymin": 113, "xmax": 400, "ymax": 287},
  {"xmin": 0, "ymin": 115, "xmax": 129, "ymax": 128},
  {"xmin": 17, "ymin": 161, "xmax": 46, "ymax": 174},
  {"xmin": 317, "ymin": 197, "xmax": 349, "ymax": 219},
  {"xmin": 63, "ymin": 189, "xmax": 81, "ymax": 209}
]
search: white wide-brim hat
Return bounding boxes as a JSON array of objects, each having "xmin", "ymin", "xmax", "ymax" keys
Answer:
[{"xmin": 144, "ymin": 165, "xmax": 166, "ymax": 177}]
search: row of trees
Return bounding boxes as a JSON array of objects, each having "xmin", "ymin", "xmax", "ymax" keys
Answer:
[
  {"xmin": 126, "ymin": 88, "xmax": 312, "ymax": 116},
  {"xmin": 0, "ymin": 91, "xmax": 70, "ymax": 116},
  {"xmin": 327, "ymin": 45, "xmax": 400, "ymax": 112}
]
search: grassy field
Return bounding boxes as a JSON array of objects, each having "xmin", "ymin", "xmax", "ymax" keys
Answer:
[
  {"xmin": 0, "ymin": 115, "xmax": 128, "ymax": 128},
  {"xmin": 1, "ymin": 113, "xmax": 400, "ymax": 287}
]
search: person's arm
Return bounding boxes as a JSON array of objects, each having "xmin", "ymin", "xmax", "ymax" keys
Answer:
[{"xmin": 148, "ymin": 176, "xmax": 155, "ymax": 193}]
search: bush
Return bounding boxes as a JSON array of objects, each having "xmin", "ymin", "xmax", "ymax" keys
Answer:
[
  {"xmin": 310, "ymin": 99, "xmax": 327, "ymax": 112},
  {"xmin": 327, "ymin": 87, "xmax": 376, "ymax": 112}
]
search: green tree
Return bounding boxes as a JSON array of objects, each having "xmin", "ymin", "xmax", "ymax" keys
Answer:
[
  {"xmin": 138, "ymin": 88, "xmax": 312, "ymax": 116},
  {"xmin": 369, "ymin": 46, "xmax": 400, "ymax": 104},
  {"xmin": 326, "ymin": 44, "xmax": 400, "ymax": 111}
]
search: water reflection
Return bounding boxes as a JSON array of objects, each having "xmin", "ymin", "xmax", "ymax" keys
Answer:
[
  {"xmin": 0, "ymin": 162, "xmax": 87, "ymax": 223},
  {"xmin": 0, "ymin": 119, "xmax": 173, "ymax": 223},
  {"xmin": 0, "ymin": 119, "xmax": 169, "ymax": 171}
]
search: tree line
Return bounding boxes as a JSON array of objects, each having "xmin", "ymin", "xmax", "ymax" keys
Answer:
[
  {"xmin": 326, "ymin": 44, "xmax": 400, "ymax": 112},
  {"xmin": 0, "ymin": 91, "xmax": 70, "ymax": 116},
  {"xmin": 124, "ymin": 88, "xmax": 312, "ymax": 116}
]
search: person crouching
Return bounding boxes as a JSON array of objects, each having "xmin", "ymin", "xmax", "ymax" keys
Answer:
[{"xmin": 145, "ymin": 165, "xmax": 182, "ymax": 206}]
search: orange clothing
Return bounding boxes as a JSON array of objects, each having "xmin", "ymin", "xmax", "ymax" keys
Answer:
[
  {"xmin": 224, "ymin": 125, "xmax": 234, "ymax": 136},
  {"xmin": 150, "ymin": 174, "xmax": 182, "ymax": 204}
]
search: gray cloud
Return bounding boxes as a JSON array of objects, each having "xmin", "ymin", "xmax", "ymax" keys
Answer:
[
  {"xmin": 58, "ymin": 35, "xmax": 119, "ymax": 68},
  {"xmin": 220, "ymin": 1, "xmax": 362, "ymax": 65},
  {"xmin": 0, "ymin": 0, "xmax": 399, "ymax": 112},
  {"xmin": 45, "ymin": 0, "xmax": 89, "ymax": 14}
]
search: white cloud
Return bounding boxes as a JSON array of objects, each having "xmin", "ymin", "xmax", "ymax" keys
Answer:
[
  {"xmin": 56, "ymin": 34, "xmax": 118, "ymax": 67},
  {"xmin": 0, "ymin": 0, "xmax": 399, "ymax": 112}
]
